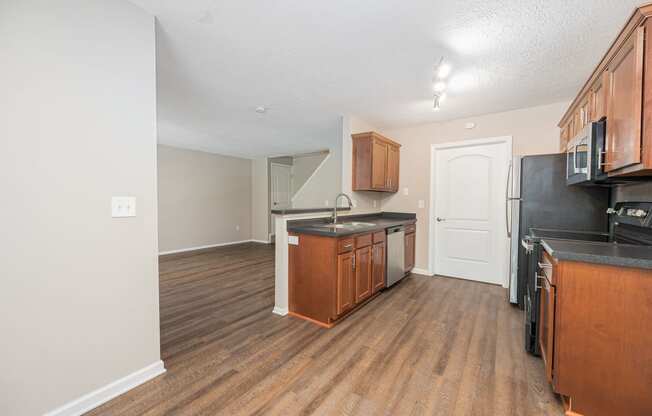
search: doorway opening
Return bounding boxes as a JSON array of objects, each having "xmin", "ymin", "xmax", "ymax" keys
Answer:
[{"xmin": 268, "ymin": 150, "xmax": 330, "ymax": 240}]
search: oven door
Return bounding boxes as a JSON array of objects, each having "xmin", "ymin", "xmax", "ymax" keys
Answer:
[{"xmin": 566, "ymin": 124, "xmax": 593, "ymax": 185}]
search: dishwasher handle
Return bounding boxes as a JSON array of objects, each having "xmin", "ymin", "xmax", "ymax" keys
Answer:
[{"xmin": 387, "ymin": 226, "xmax": 405, "ymax": 234}]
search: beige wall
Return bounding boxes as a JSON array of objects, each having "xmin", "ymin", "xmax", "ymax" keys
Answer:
[
  {"xmin": 251, "ymin": 157, "xmax": 269, "ymax": 242},
  {"xmin": 157, "ymin": 145, "xmax": 253, "ymax": 253},
  {"xmin": 380, "ymin": 101, "xmax": 570, "ymax": 271},
  {"xmin": 291, "ymin": 150, "xmax": 342, "ymax": 209},
  {"xmin": 291, "ymin": 152, "xmax": 328, "ymax": 197},
  {"xmin": 0, "ymin": 1, "xmax": 160, "ymax": 415}
]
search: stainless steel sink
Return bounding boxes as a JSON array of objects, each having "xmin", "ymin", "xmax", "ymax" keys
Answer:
[{"xmin": 314, "ymin": 221, "xmax": 376, "ymax": 230}]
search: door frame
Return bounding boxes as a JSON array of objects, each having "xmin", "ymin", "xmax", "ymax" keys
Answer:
[
  {"xmin": 428, "ymin": 136, "xmax": 513, "ymax": 287},
  {"xmin": 269, "ymin": 162, "xmax": 293, "ymax": 239}
]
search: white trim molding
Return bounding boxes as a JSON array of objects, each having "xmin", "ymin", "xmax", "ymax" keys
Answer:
[
  {"xmin": 272, "ymin": 306, "xmax": 288, "ymax": 316},
  {"xmin": 411, "ymin": 267, "xmax": 434, "ymax": 276},
  {"xmin": 159, "ymin": 239, "xmax": 265, "ymax": 255},
  {"xmin": 44, "ymin": 361, "xmax": 165, "ymax": 416}
]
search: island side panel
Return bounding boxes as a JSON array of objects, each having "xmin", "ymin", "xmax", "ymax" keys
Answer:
[{"xmin": 289, "ymin": 233, "xmax": 338, "ymax": 324}]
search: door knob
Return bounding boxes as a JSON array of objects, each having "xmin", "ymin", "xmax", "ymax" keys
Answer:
[{"xmin": 436, "ymin": 217, "xmax": 446, "ymax": 222}]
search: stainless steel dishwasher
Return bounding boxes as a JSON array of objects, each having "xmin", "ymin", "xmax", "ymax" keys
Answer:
[{"xmin": 386, "ymin": 225, "xmax": 405, "ymax": 287}]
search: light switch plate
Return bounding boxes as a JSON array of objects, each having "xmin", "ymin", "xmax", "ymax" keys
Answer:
[
  {"xmin": 288, "ymin": 235, "xmax": 299, "ymax": 245},
  {"xmin": 418, "ymin": 199, "xmax": 425, "ymax": 209},
  {"xmin": 112, "ymin": 196, "xmax": 136, "ymax": 218}
]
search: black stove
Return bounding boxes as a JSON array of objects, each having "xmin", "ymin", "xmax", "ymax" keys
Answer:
[{"xmin": 522, "ymin": 201, "xmax": 652, "ymax": 355}]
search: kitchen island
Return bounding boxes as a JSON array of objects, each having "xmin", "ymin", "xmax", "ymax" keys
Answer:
[
  {"xmin": 286, "ymin": 212, "xmax": 416, "ymax": 327},
  {"xmin": 271, "ymin": 209, "xmax": 417, "ymax": 326}
]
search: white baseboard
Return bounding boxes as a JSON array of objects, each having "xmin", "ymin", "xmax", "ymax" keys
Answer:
[
  {"xmin": 45, "ymin": 360, "xmax": 165, "ymax": 416},
  {"xmin": 411, "ymin": 267, "xmax": 434, "ymax": 276},
  {"xmin": 272, "ymin": 306, "xmax": 288, "ymax": 316},
  {"xmin": 159, "ymin": 239, "xmax": 259, "ymax": 255},
  {"xmin": 250, "ymin": 239, "xmax": 271, "ymax": 244}
]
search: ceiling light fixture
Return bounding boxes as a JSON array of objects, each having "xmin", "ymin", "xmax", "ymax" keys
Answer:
[
  {"xmin": 255, "ymin": 106, "xmax": 267, "ymax": 114},
  {"xmin": 437, "ymin": 63, "xmax": 452, "ymax": 79},
  {"xmin": 432, "ymin": 57, "xmax": 451, "ymax": 111}
]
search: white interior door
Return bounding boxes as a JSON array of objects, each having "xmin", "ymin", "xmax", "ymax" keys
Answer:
[
  {"xmin": 270, "ymin": 163, "xmax": 292, "ymax": 234},
  {"xmin": 432, "ymin": 138, "xmax": 511, "ymax": 285}
]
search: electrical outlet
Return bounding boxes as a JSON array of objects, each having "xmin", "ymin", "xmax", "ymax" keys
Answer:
[
  {"xmin": 418, "ymin": 200, "xmax": 425, "ymax": 209},
  {"xmin": 236, "ymin": 225, "xmax": 240, "ymax": 231},
  {"xmin": 112, "ymin": 197, "xmax": 136, "ymax": 218},
  {"xmin": 324, "ymin": 200, "xmax": 330, "ymax": 206},
  {"xmin": 403, "ymin": 187, "xmax": 409, "ymax": 196},
  {"xmin": 373, "ymin": 200, "xmax": 377, "ymax": 208}
]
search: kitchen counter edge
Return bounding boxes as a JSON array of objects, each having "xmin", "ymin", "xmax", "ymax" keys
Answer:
[{"xmin": 541, "ymin": 239, "xmax": 652, "ymax": 270}]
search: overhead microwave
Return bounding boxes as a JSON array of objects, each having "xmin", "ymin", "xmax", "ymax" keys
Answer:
[{"xmin": 566, "ymin": 119, "xmax": 608, "ymax": 185}]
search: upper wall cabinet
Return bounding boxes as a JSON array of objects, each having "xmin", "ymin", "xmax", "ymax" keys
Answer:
[
  {"xmin": 559, "ymin": 5, "xmax": 652, "ymax": 177},
  {"xmin": 352, "ymin": 132, "xmax": 401, "ymax": 192}
]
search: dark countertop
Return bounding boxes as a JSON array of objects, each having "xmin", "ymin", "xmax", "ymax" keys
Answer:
[
  {"xmin": 287, "ymin": 212, "xmax": 416, "ymax": 237},
  {"xmin": 271, "ymin": 207, "xmax": 351, "ymax": 215},
  {"xmin": 541, "ymin": 238, "xmax": 652, "ymax": 270},
  {"xmin": 528, "ymin": 228, "xmax": 610, "ymax": 243}
]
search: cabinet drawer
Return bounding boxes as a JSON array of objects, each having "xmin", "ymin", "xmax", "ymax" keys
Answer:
[
  {"xmin": 338, "ymin": 238, "xmax": 354, "ymax": 253},
  {"xmin": 372, "ymin": 231, "xmax": 385, "ymax": 244},
  {"xmin": 405, "ymin": 223, "xmax": 416, "ymax": 234},
  {"xmin": 355, "ymin": 233, "xmax": 372, "ymax": 248}
]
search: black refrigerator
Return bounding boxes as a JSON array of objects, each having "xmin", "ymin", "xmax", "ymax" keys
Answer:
[{"xmin": 507, "ymin": 153, "xmax": 610, "ymax": 309}]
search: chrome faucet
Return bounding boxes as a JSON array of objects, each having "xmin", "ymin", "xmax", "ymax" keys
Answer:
[{"xmin": 332, "ymin": 193, "xmax": 353, "ymax": 224}]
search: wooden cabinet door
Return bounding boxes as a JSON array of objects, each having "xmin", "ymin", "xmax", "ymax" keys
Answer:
[
  {"xmin": 560, "ymin": 120, "xmax": 571, "ymax": 151},
  {"xmin": 354, "ymin": 246, "xmax": 372, "ymax": 303},
  {"xmin": 404, "ymin": 232, "xmax": 415, "ymax": 272},
  {"xmin": 590, "ymin": 71, "xmax": 609, "ymax": 122},
  {"xmin": 559, "ymin": 126, "xmax": 566, "ymax": 151},
  {"xmin": 336, "ymin": 252, "xmax": 355, "ymax": 315},
  {"xmin": 372, "ymin": 242, "xmax": 385, "ymax": 293},
  {"xmin": 605, "ymin": 25, "xmax": 645, "ymax": 172},
  {"xmin": 371, "ymin": 139, "xmax": 388, "ymax": 190},
  {"xmin": 577, "ymin": 95, "xmax": 590, "ymax": 130},
  {"xmin": 539, "ymin": 274, "xmax": 556, "ymax": 384},
  {"xmin": 387, "ymin": 145, "xmax": 399, "ymax": 191}
]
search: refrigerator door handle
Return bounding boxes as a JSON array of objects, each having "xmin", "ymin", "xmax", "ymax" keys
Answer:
[
  {"xmin": 505, "ymin": 161, "xmax": 520, "ymax": 237},
  {"xmin": 506, "ymin": 161, "xmax": 511, "ymax": 237}
]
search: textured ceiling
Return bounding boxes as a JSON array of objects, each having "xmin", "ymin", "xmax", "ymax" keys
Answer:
[{"xmin": 130, "ymin": 0, "xmax": 641, "ymax": 158}]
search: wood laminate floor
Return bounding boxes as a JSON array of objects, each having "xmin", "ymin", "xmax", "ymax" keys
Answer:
[{"xmin": 88, "ymin": 242, "xmax": 563, "ymax": 416}]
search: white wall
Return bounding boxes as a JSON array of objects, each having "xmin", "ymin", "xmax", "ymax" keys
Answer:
[
  {"xmin": 380, "ymin": 101, "xmax": 570, "ymax": 271},
  {"xmin": 0, "ymin": 1, "xmax": 160, "ymax": 415},
  {"xmin": 157, "ymin": 145, "xmax": 253, "ymax": 253}
]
